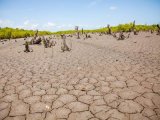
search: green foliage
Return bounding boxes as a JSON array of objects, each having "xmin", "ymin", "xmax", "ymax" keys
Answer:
[
  {"xmin": 0, "ymin": 23, "xmax": 158, "ymax": 39},
  {"xmin": 0, "ymin": 27, "xmax": 53, "ymax": 39},
  {"xmin": 54, "ymin": 30, "xmax": 77, "ymax": 35},
  {"xmin": 54, "ymin": 23, "xmax": 158, "ymax": 35}
]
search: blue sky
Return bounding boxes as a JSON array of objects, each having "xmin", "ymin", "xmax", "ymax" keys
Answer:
[{"xmin": 0, "ymin": 0, "xmax": 160, "ymax": 31}]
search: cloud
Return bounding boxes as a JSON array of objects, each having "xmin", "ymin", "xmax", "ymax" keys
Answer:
[
  {"xmin": 109, "ymin": 6, "xmax": 117, "ymax": 10},
  {"xmin": 46, "ymin": 22, "xmax": 56, "ymax": 27},
  {"xmin": 0, "ymin": 19, "xmax": 91, "ymax": 31},
  {"xmin": 56, "ymin": 24, "xmax": 73, "ymax": 29},
  {"xmin": 42, "ymin": 22, "xmax": 57, "ymax": 31},
  {"xmin": 88, "ymin": 0, "xmax": 103, "ymax": 8},
  {"xmin": 24, "ymin": 20, "xmax": 29, "ymax": 25},
  {"xmin": 17, "ymin": 20, "xmax": 39, "ymax": 30},
  {"xmin": 96, "ymin": 25, "xmax": 104, "ymax": 28},
  {"xmin": 0, "ymin": 19, "xmax": 14, "ymax": 27},
  {"xmin": 17, "ymin": 21, "xmax": 74, "ymax": 31},
  {"xmin": 30, "ymin": 24, "xmax": 39, "ymax": 29}
]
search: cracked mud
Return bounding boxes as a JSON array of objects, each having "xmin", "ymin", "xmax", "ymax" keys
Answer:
[{"xmin": 0, "ymin": 32, "xmax": 160, "ymax": 120}]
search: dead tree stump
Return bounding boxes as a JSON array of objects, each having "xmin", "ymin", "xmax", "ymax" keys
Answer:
[
  {"xmin": 75, "ymin": 26, "xmax": 80, "ymax": 39},
  {"xmin": 31, "ymin": 30, "xmax": 39, "ymax": 44},
  {"xmin": 77, "ymin": 32, "xmax": 80, "ymax": 39},
  {"xmin": 132, "ymin": 21, "xmax": 138, "ymax": 35},
  {"xmin": 61, "ymin": 34, "xmax": 71, "ymax": 52},
  {"xmin": 24, "ymin": 41, "xmax": 30, "ymax": 52},
  {"xmin": 107, "ymin": 24, "xmax": 111, "ymax": 35},
  {"xmin": 133, "ymin": 30, "xmax": 138, "ymax": 35},
  {"xmin": 82, "ymin": 28, "xmax": 84, "ymax": 34},
  {"xmin": 43, "ymin": 39, "xmax": 48, "ymax": 48},
  {"xmin": 156, "ymin": 24, "xmax": 160, "ymax": 35},
  {"xmin": 50, "ymin": 41, "xmax": 56, "ymax": 47},
  {"xmin": 112, "ymin": 32, "xmax": 117, "ymax": 38},
  {"xmin": 118, "ymin": 31, "xmax": 125, "ymax": 40}
]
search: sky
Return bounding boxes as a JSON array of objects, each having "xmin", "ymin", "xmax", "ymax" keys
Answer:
[{"xmin": 0, "ymin": 0, "xmax": 160, "ymax": 31}]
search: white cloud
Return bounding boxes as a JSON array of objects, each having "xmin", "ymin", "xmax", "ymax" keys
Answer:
[
  {"xmin": 78, "ymin": 24, "xmax": 91, "ymax": 28},
  {"xmin": 24, "ymin": 20, "xmax": 29, "ymax": 25},
  {"xmin": 88, "ymin": 0, "xmax": 103, "ymax": 8},
  {"xmin": 30, "ymin": 24, "xmax": 39, "ymax": 29},
  {"xmin": 0, "ymin": 19, "xmax": 93, "ymax": 31},
  {"xmin": 0, "ymin": 19, "xmax": 14, "ymax": 27},
  {"xmin": 17, "ymin": 21, "xmax": 74, "ymax": 31},
  {"xmin": 42, "ymin": 22, "xmax": 57, "ymax": 31},
  {"xmin": 46, "ymin": 22, "xmax": 56, "ymax": 27},
  {"xmin": 56, "ymin": 24, "xmax": 74, "ymax": 29},
  {"xmin": 96, "ymin": 25, "xmax": 104, "ymax": 28},
  {"xmin": 0, "ymin": 20, "xmax": 2, "ymax": 24},
  {"xmin": 17, "ymin": 20, "xmax": 39, "ymax": 30},
  {"xmin": 67, "ymin": 24, "xmax": 73, "ymax": 28},
  {"xmin": 109, "ymin": 6, "xmax": 117, "ymax": 10}
]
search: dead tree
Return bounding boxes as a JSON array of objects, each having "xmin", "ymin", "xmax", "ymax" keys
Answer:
[
  {"xmin": 132, "ymin": 21, "xmax": 135, "ymax": 31},
  {"xmin": 61, "ymin": 34, "xmax": 71, "ymax": 52},
  {"xmin": 77, "ymin": 32, "xmax": 80, "ymax": 39},
  {"xmin": 107, "ymin": 24, "xmax": 111, "ymax": 35},
  {"xmin": 49, "ymin": 41, "xmax": 56, "ymax": 47},
  {"xmin": 24, "ymin": 41, "xmax": 30, "ymax": 52},
  {"xmin": 99, "ymin": 33, "xmax": 102, "ymax": 36},
  {"xmin": 43, "ymin": 39, "xmax": 49, "ymax": 48},
  {"xmin": 156, "ymin": 24, "xmax": 160, "ymax": 35},
  {"xmin": 117, "ymin": 31, "xmax": 125, "ymax": 40},
  {"xmin": 30, "ymin": 30, "xmax": 39, "ymax": 44},
  {"xmin": 128, "ymin": 28, "xmax": 132, "ymax": 32},
  {"xmin": 34, "ymin": 30, "xmax": 38, "ymax": 39},
  {"xmin": 133, "ymin": 29, "xmax": 138, "ymax": 35},
  {"xmin": 84, "ymin": 33, "xmax": 88, "ymax": 39},
  {"xmin": 132, "ymin": 21, "xmax": 138, "ymax": 35},
  {"xmin": 85, "ymin": 34, "xmax": 91, "ymax": 39},
  {"xmin": 112, "ymin": 32, "xmax": 117, "ymax": 38},
  {"xmin": 68, "ymin": 34, "xmax": 73, "ymax": 37},
  {"xmin": 46, "ymin": 39, "xmax": 50, "ymax": 47},
  {"xmin": 32, "ymin": 30, "xmax": 39, "ymax": 44},
  {"xmin": 75, "ymin": 26, "xmax": 80, "ymax": 39},
  {"xmin": 43, "ymin": 37, "xmax": 48, "ymax": 48},
  {"xmin": 88, "ymin": 35, "xmax": 91, "ymax": 38},
  {"xmin": 46, "ymin": 39, "xmax": 56, "ymax": 48},
  {"xmin": 127, "ymin": 33, "xmax": 130, "ymax": 38},
  {"xmin": 34, "ymin": 37, "xmax": 42, "ymax": 44},
  {"xmin": 82, "ymin": 28, "xmax": 84, "ymax": 34}
]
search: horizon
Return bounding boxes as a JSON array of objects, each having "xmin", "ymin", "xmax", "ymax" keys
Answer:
[
  {"xmin": 0, "ymin": 23, "xmax": 158, "ymax": 33},
  {"xmin": 0, "ymin": 0, "xmax": 160, "ymax": 32}
]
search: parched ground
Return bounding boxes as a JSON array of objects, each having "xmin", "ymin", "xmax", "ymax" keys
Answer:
[{"xmin": 0, "ymin": 32, "xmax": 160, "ymax": 120}]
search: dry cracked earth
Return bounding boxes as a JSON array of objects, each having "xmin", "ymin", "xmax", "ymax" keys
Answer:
[{"xmin": 0, "ymin": 32, "xmax": 160, "ymax": 120}]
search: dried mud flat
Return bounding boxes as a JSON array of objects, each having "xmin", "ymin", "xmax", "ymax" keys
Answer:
[{"xmin": 0, "ymin": 32, "xmax": 160, "ymax": 120}]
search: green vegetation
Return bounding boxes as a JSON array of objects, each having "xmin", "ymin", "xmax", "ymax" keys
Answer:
[
  {"xmin": 54, "ymin": 23, "xmax": 158, "ymax": 35},
  {"xmin": 0, "ymin": 23, "xmax": 158, "ymax": 39},
  {"xmin": 0, "ymin": 27, "xmax": 53, "ymax": 39}
]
